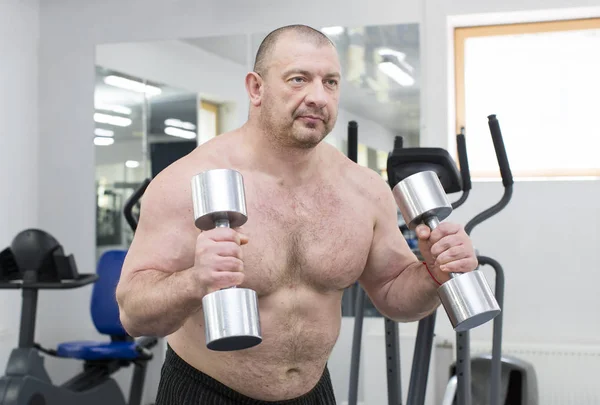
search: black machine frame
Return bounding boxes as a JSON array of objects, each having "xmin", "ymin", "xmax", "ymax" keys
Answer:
[
  {"xmin": 346, "ymin": 114, "xmax": 514, "ymax": 405},
  {"xmin": 0, "ymin": 181, "xmax": 157, "ymax": 405}
]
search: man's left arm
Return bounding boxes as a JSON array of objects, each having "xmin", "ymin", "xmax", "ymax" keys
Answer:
[{"xmin": 358, "ymin": 174, "xmax": 478, "ymax": 322}]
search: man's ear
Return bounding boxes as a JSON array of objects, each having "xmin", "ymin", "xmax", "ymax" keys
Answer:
[{"xmin": 245, "ymin": 72, "xmax": 263, "ymax": 106}]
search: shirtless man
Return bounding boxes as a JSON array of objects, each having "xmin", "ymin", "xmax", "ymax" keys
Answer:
[{"xmin": 116, "ymin": 24, "xmax": 477, "ymax": 404}]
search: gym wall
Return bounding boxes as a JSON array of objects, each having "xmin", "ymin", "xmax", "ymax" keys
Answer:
[
  {"xmin": 0, "ymin": 0, "xmax": 40, "ymax": 377},
  {"xmin": 2, "ymin": 0, "xmax": 600, "ymax": 404}
]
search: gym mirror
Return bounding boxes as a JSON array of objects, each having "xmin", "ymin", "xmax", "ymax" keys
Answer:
[{"xmin": 93, "ymin": 22, "xmax": 421, "ymax": 260}]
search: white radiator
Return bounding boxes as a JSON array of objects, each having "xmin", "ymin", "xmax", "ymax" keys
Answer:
[
  {"xmin": 466, "ymin": 340, "xmax": 600, "ymax": 405},
  {"xmin": 338, "ymin": 319, "xmax": 600, "ymax": 405}
]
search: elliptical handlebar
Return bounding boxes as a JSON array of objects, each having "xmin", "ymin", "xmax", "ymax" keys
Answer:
[
  {"xmin": 124, "ymin": 178, "xmax": 151, "ymax": 232},
  {"xmin": 456, "ymin": 129, "xmax": 472, "ymax": 193},
  {"xmin": 347, "ymin": 121, "xmax": 358, "ymax": 163},
  {"xmin": 464, "ymin": 115, "xmax": 514, "ymax": 236},
  {"xmin": 488, "ymin": 114, "xmax": 514, "ymax": 188},
  {"xmin": 452, "ymin": 129, "xmax": 472, "ymax": 210}
]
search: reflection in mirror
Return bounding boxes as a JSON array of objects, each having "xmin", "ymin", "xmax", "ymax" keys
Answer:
[
  {"xmin": 323, "ymin": 23, "xmax": 420, "ymax": 181},
  {"xmin": 93, "ymin": 66, "xmax": 198, "ymax": 257},
  {"xmin": 182, "ymin": 23, "xmax": 420, "ymax": 182}
]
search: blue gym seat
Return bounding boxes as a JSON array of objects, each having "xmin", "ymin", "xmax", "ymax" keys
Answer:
[{"xmin": 57, "ymin": 250, "xmax": 142, "ymax": 361}]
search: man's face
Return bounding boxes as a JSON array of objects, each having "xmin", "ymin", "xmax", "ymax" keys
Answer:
[{"xmin": 258, "ymin": 35, "xmax": 341, "ymax": 148}]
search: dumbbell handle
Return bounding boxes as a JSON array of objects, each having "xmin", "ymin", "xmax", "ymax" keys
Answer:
[
  {"xmin": 424, "ymin": 216, "xmax": 440, "ymax": 230},
  {"xmin": 215, "ymin": 219, "xmax": 229, "ymax": 228},
  {"xmin": 423, "ymin": 215, "xmax": 458, "ymax": 280},
  {"xmin": 213, "ymin": 217, "xmax": 238, "ymax": 289}
]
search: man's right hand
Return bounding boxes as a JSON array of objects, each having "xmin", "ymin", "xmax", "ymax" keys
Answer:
[{"xmin": 193, "ymin": 227, "xmax": 248, "ymax": 299}]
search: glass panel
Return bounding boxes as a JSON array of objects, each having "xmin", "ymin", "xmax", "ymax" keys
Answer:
[
  {"xmin": 147, "ymin": 89, "xmax": 198, "ymax": 178},
  {"xmin": 94, "ymin": 67, "xmax": 148, "ymax": 257},
  {"xmin": 94, "ymin": 66, "xmax": 198, "ymax": 258},
  {"xmin": 324, "ymin": 23, "xmax": 421, "ymax": 156}
]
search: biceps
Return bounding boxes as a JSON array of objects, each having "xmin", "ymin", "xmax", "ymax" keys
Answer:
[
  {"xmin": 123, "ymin": 220, "xmax": 196, "ymax": 279},
  {"xmin": 360, "ymin": 226, "xmax": 416, "ymax": 292}
]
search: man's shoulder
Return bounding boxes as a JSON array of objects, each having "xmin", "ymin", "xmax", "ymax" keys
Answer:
[
  {"xmin": 343, "ymin": 156, "xmax": 391, "ymax": 197},
  {"xmin": 355, "ymin": 165, "xmax": 393, "ymax": 211},
  {"xmin": 319, "ymin": 142, "xmax": 393, "ymax": 209}
]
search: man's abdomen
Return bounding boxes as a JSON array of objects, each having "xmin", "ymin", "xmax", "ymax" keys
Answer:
[{"xmin": 167, "ymin": 288, "xmax": 343, "ymax": 401}]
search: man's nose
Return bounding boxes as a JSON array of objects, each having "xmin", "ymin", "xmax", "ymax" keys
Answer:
[{"xmin": 304, "ymin": 81, "xmax": 328, "ymax": 109}]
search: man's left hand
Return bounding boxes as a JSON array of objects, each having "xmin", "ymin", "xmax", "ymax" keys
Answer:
[{"xmin": 416, "ymin": 222, "xmax": 478, "ymax": 284}]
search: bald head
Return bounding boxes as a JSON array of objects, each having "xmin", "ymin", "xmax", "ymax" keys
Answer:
[
  {"xmin": 253, "ymin": 24, "xmax": 335, "ymax": 76},
  {"xmin": 245, "ymin": 24, "xmax": 341, "ymax": 149}
]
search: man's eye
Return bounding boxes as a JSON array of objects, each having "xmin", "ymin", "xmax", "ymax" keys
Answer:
[
  {"xmin": 327, "ymin": 80, "xmax": 338, "ymax": 87},
  {"xmin": 291, "ymin": 77, "xmax": 305, "ymax": 83}
]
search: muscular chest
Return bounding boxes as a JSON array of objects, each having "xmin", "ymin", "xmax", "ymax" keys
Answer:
[{"xmin": 239, "ymin": 180, "xmax": 373, "ymax": 295}]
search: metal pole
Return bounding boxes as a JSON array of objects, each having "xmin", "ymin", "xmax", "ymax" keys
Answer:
[
  {"xmin": 19, "ymin": 287, "xmax": 38, "ymax": 348},
  {"xmin": 385, "ymin": 318, "xmax": 402, "ymax": 405},
  {"xmin": 348, "ymin": 287, "xmax": 366, "ymax": 405},
  {"xmin": 478, "ymin": 255, "xmax": 504, "ymax": 405},
  {"xmin": 455, "ymin": 330, "xmax": 471, "ymax": 405},
  {"xmin": 406, "ymin": 312, "xmax": 436, "ymax": 405}
]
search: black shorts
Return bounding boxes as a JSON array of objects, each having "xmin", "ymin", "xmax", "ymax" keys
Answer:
[{"xmin": 155, "ymin": 345, "xmax": 337, "ymax": 405}]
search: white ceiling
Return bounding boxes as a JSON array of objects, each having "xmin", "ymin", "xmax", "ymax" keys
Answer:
[{"xmin": 182, "ymin": 23, "xmax": 421, "ymax": 137}]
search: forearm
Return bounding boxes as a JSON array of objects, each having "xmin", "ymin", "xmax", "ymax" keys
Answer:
[
  {"xmin": 116, "ymin": 268, "xmax": 201, "ymax": 337},
  {"xmin": 376, "ymin": 261, "xmax": 441, "ymax": 322}
]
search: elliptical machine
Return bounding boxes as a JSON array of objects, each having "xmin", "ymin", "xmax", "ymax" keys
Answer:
[
  {"xmin": 346, "ymin": 115, "xmax": 538, "ymax": 405},
  {"xmin": 0, "ymin": 179, "xmax": 157, "ymax": 405}
]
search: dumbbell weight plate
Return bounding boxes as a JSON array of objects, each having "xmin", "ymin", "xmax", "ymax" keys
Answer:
[
  {"xmin": 438, "ymin": 270, "xmax": 500, "ymax": 332},
  {"xmin": 393, "ymin": 171, "xmax": 452, "ymax": 230},
  {"xmin": 191, "ymin": 169, "xmax": 248, "ymax": 230},
  {"xmin": 202, "ymin": 288, "xmax": 262, "ymax": 351}
]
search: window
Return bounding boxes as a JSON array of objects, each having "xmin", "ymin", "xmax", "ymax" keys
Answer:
[
  {"xmin": 199, "ymin": 100, "xmax": 219, "ymax": 143},
  {"xmin": 454, "ymin": 18, "xmax": 600, "ymax": 179}
]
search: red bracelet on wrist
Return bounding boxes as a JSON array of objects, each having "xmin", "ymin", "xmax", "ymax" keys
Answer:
[{"xmin": 423, "ymin": 261, "xmax": 441, "ymax": 286}]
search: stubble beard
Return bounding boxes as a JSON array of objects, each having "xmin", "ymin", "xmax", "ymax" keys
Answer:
[{"xmin": 260, "ymin": 104, "xmax": 332, "ymax": 150}]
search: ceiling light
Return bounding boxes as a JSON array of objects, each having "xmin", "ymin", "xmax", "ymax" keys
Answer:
[
  {"xmin": 94, "ymin": 137, "xmax": 114, "ymax": 146},
  {"xmin": 378, "ymin": 48, "xmax": 406, "ymax": 58},
  {"xmin": 103, "ymin": 75, "xmax": 162, "ymax": 96},
  {"xmin": 378, "ymin": 48, "xmax": 414, "ymax": 73},
  {"xmin": 164, "ymin": 126, "xmax": 196, "ymax": 139},
  {"xmin": 321, "ymin": 26, "xmax": 345, "ymax": 36},
  {"xmin": 164, "ymin": 118, "xmax": 196, "ymax": 131},
  {"xmin": 94, "ymin": 112, "xmax": 132, "ymax": 127},
  {"xmin": 125, "ymin": 160, "xmax": 140, "ymax": 168},
  {"xmin": 95, "ymin": 103, "xmax": 132, "ymax": 115},
  {"xmin": 378, "ymin": 62, "xmax": 415, "ymax": 87},
  {"xmin": 94, "ymin": 128, "xmax": 114, "ymax": 137}
]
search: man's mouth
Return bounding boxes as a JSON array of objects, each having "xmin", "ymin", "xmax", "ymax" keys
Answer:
[{"xmin": 298, "ymin": 115, "xmax": 324, "ymax": 122}]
